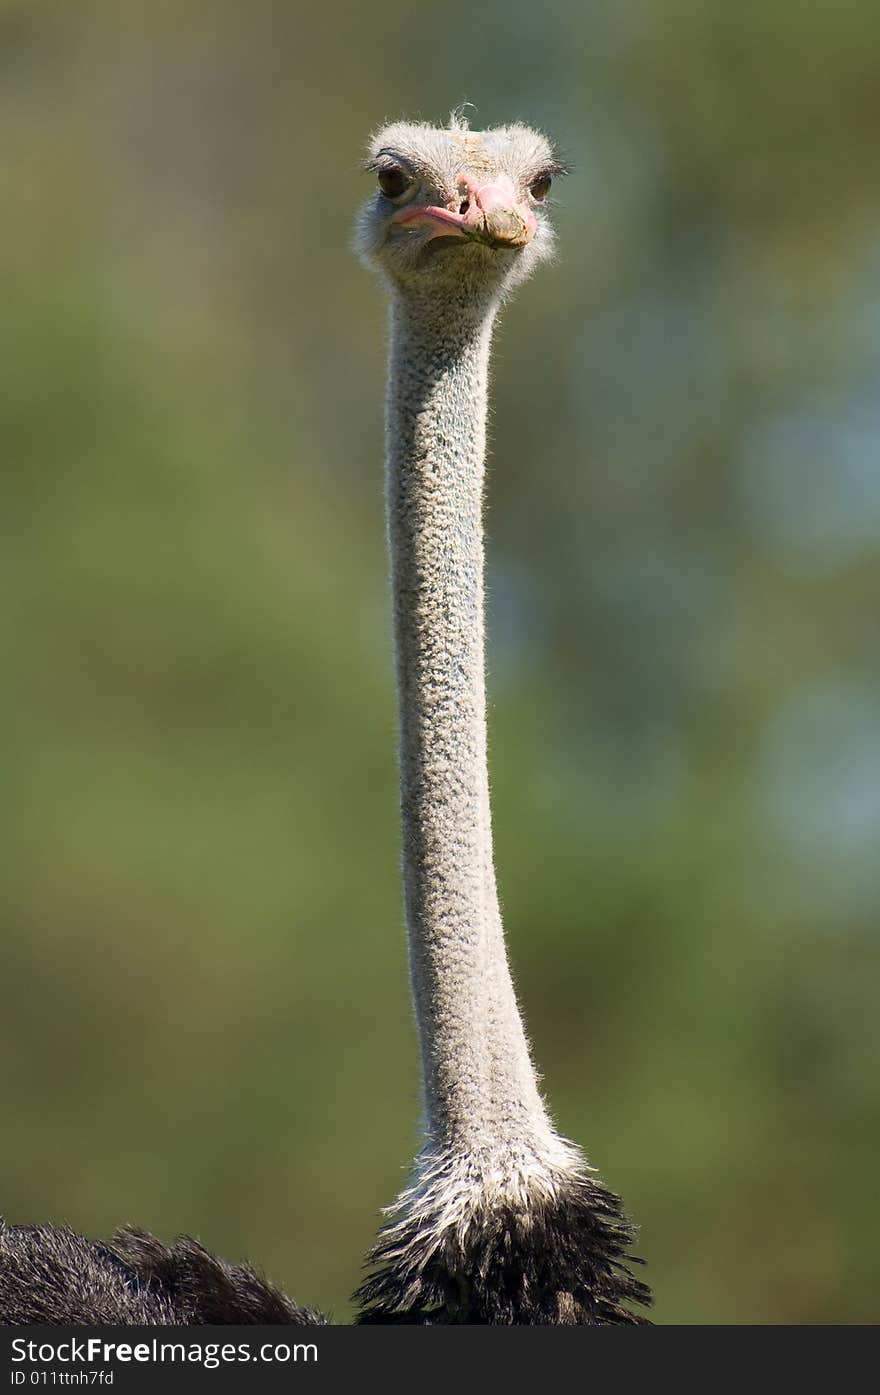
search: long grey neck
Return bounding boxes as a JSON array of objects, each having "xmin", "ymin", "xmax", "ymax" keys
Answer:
[{"xmin": 386, "ymin": 284, "xmax": 556, "ymax": 1161}]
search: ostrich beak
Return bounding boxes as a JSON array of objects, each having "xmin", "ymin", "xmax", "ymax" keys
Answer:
[
  {"xmin": 390, "ymin": 174, "xmax": 536, "ymax": 249},
  {"xmin": 462, "ymin": 175, "xmax": 537, "ymax": 248}
]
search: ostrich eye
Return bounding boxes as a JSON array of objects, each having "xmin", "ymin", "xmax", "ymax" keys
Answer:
[
  {"xmin": 378, "ymin": 166, "xmax": 410, "ymax": 199},
  {"xmin": 530, "ymin": 174, "xmax": 552, "ymax": 202}
]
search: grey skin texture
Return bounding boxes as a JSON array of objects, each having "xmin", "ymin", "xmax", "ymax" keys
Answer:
[{"xmin": 353, "ymin": 115, "xmax": 649, "ymax": 1323}]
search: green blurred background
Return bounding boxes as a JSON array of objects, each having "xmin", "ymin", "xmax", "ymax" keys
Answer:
[{"xmin": 2, "ymin": 0, "xmax": 878, "ymax": 1323}]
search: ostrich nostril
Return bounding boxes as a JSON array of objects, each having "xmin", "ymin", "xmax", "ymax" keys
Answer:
[{"xmin": 459, "ymin": 197, "xmax": 470, "ymax": 215}]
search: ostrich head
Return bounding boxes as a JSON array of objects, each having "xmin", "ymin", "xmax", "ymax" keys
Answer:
[{"xmin": 355, "ymin": 115, "xmax": 565, "ymax": 295}]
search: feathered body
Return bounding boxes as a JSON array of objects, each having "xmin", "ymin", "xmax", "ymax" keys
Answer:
[{"xmin": 0, "ymin": 1223, "xmax": 323, "ymax": 1325}]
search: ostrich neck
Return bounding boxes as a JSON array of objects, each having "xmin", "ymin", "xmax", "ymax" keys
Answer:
[{"xmin": 386, "ymin": 285, "xmax": 554, "ymax": 1158}]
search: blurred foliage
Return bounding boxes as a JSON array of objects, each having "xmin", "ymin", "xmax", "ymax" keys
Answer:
[{"xmin": 1, "ymin": 0, "xmax": 878, "ymax": 1323}]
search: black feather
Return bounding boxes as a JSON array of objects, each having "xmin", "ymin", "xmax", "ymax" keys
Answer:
[
  {"xmin": 355, "ymin": 1176, "xmax": 651, "ymax": 1325},
  {"xmin": 0, "ymin": 1221, "xmax": 326, "ymax": 1326}
]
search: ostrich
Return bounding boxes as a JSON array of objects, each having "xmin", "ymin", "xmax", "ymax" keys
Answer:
[
  {"xmin": 351, "ymin": 114, "xmax": 648, "ymax": 1325},
  {"xmin": 0, "ymin": 115, "xmax": 649, "ymax": 1326}
]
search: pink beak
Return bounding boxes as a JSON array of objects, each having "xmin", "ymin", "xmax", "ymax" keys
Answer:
[{"xmin": 391, "ymin": 173, "xmax": 536, "ymax": 248}]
